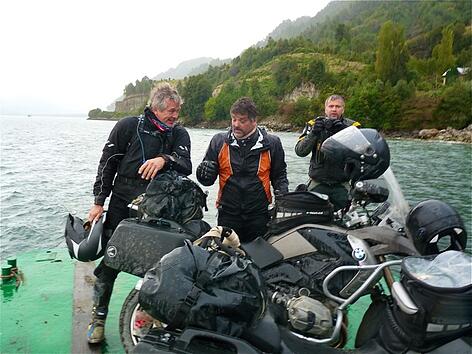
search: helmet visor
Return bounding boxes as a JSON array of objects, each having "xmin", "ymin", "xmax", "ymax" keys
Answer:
[{"xmin": 323, "ymin": 126, "xmax": 373, "ymax": 156}]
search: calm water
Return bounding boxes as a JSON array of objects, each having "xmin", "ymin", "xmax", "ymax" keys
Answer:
[{"xmin": 1, "ymin": 115, "xmax": 471, "ymax": 258}]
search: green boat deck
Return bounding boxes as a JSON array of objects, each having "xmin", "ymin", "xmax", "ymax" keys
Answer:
[
  {"xmin": 1, "ymin": 249, "xmax": 137, "ymax": 354},
  {"xmin": 1, "ymin": 249, "xmax": 370, "ymax": 353}
]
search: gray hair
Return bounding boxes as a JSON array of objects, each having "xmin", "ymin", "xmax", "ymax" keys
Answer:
[
  {"xmin": 230, "ymin": 97, "xmax": 258, "ymax": 120},
  {"xmin": 149, "ymin": 82, "xmax": 182, "ymax": 111},
  {"xmin": 325, "ymin": 94, "xmax": 345, "ymax": 106}
]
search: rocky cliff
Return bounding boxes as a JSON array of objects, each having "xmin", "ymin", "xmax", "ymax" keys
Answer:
[{"xmin": 114, "ymin": 93, "xmax": 148, "ymax": 113}]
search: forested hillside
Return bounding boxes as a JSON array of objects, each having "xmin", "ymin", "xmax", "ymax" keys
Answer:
[{"xmin": 89, "ymin": 0, "xmax": 472, "ymax": 131}]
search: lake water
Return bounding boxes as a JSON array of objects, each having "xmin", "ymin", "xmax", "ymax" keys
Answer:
[{"xmin": 1, "ymin": 115, "xmax": 471, "ymax": 258}]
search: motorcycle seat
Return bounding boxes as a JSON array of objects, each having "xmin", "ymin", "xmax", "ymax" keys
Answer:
[{"xmin": 241, "ymin": 311, "xmax": 281, "ymax": 353}]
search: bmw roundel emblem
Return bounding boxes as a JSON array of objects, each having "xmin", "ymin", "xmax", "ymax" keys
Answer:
[
  {"xmin": 352, "ymin": 247, "xmax": 366, "ymax": 261},
  {"xmin": 107, "ymin": 245, "xmax": 117, "ymax": 258}
]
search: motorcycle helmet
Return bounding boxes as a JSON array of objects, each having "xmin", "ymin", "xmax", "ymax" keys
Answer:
[
  {"xmin": 64, "ymin": 213, "xmax": 106, "ymax": 261},
  {"xmin": 405, "ymin": 199, "xmax": 467, "ymax": 255},
  {"xmin": 321, "ymin": 127, "xmax": 390, "ymax": 184}
]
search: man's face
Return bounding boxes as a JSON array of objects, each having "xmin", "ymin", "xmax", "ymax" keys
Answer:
[
  {"xmin": 152, "ymin": 99, "xmax": 181, "ymax": 127},
  {"xmin": 325, "ymin": 99, "xmax": 345, "ymax": 119},
  {"xmin": 231, "ymin": 113, "xmax": 257, "ymax": 139}
]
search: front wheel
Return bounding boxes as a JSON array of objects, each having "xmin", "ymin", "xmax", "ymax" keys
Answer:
[{"xmin": 119, "ymin": 288, "xmax": 165, "ymax": 353}]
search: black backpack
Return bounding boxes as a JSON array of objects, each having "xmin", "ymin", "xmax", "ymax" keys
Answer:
[{"xmin": 136, "ymin": 170, "xmax": 208, "ymax": 224}]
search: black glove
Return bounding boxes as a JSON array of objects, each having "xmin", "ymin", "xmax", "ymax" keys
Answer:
[
  {"xmin": 197, "ymin": 160, "xmax": 218, "ymax": 185},
  {"xmin": 310, "ymin": 118, "xmax": 326, "ymax": 135},
  {"xmin": 328, "ymin": 119, "xmax": 345, "ymax": 134}
]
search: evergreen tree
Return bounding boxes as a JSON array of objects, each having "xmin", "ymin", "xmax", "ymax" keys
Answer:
[{"xmin": 375, "ymin": 21, "xmax": 409, "ymax": 83}]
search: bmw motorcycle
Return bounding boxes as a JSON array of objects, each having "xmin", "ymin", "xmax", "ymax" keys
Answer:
[
  {"xmin": 131, "ymin": 250, "xmax": 472, "ymax": 354},
  {"xmin": 100, "ymin": 127, "xmax": 468, "ymax": 352}
]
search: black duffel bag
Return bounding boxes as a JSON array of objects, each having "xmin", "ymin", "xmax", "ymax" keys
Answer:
[{"xmin": 138, "ymin": 237, "xmax": 266, "ymax": 336}]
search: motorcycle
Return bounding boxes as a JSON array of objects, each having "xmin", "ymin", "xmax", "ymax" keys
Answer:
[
  {"xmin": 131, "ymin": 250, "xmax": 472, "ymax": 354},
  {"xmin": 101, "ymin": 128, "xmax": 467, "ymax": 352}
]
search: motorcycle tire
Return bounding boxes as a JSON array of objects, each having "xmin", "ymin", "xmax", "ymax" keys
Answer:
[{"xmin": 119, "ymin": 289, "xmax": 165, "ymax": 353}]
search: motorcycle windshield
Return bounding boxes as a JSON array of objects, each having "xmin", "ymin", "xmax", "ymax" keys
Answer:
[
  {"xmin": 368, "ymin": 167, "xmax": 410, "ymax": 228},
  {"xmin": 324, "ymin": 126, "xmax": 374, "ymax": 156}
]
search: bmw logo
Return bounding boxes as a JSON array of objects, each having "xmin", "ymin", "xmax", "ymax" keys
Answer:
[
  {"xmin": 352, "ymin": 247, "xmax": 366, "ymax": 261},
  {"xmin": 106, "ymin": 245, "xmax": 117, "ymax": 258}
]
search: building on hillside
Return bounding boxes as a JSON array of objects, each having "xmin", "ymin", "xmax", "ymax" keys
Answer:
[{"xmin": 442, "ymin": 67, "xmax": 470, "ymax": 85}]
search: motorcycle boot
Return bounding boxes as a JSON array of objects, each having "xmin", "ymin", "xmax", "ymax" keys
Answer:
[
  {"xmin": 87, "ymin": 305, "xmax": 108, "ymax": 344},
  {"xmin": 87, "ymin": 270, "xmax": 116, "ymax": 344}
]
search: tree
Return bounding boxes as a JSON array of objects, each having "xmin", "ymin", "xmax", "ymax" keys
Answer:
[
  {"xmin": 304, "ymin": 59, "xmax": 326, "ymax": 84},
  {"xmin": 335, "ymin": 23, "xmax": 350, "ymax": 43},
  {"xmin": 124, "ymin": 83, "xmax": 135, "ymax": 96},
  {"xmin": 181, "ymin": 75, "xmax": 212, "ymax": 124},
  {"xmin": 433, "ymin": 81, "xmax": 472, "ymax": 129},
  {"xmin": 375, "ymin": 21, "xmax": 409, "ymax": 83},
  {"xmin": 432, "ymin": 26, "xmax": 455, "ymax": 75},
  {"xmin": 272, "ymin": 58, "xmax": 300, "ymax": 97},
  {"xmin": 204, "ymin": 81, "xmax": 241, "ymax": 121}
]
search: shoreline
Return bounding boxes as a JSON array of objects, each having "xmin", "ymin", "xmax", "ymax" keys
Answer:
[{"xmin": 87, "ymin": 116, "xmax": 472, "ymax": 144}]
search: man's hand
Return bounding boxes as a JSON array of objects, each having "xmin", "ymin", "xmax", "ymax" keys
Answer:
[
  {"xmin": 310, "ymin": 118, "xmax": 326, "ymax": 135},
  {"xmin": 138, "ymin": 156, "xmax": 166, "ymax": 180},
  {"xmin": 327, "ymin": 119, "xmax": 345, "ymax": 134},
  {"xmin": 88, "ymin": 204, "xmax": 104, "ymax": 223},
  {"xmin": 196, "ymin": 160, "xmax": 218, "ymax": 185}
]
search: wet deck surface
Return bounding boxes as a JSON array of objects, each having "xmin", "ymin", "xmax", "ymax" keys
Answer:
[
  {"xmin": 1, "ymin": 249, "xmax": 137, "ymax": 354},
  {"xmin": 72, "ymin": 261, "xmax": 101, "ymax": 354}
]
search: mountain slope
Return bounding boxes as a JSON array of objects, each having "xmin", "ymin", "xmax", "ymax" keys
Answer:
[{"xmin": 152, "ymin": 57, "xmax": 230, "ymax": 80}]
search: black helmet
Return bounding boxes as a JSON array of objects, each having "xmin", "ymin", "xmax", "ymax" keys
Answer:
[
  {"xmin": 64, "ymin": 213, "xmax": 106, "ymax": 261},
  {"xmin": 405, "ymin": 199, "xmax": 467, "ymax": 255},
  {"xmin": 321, "ymin": 127, "xmax": 390, "ymax": 183}
]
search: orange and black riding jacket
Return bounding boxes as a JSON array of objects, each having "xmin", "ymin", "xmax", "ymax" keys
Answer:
[{"xmin": 197, "ymin": 128, "xmax": 288, "ymax": 215}]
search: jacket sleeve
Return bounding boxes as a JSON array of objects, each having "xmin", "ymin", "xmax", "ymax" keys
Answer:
[
  {"xmin": 294, "ymin": 120, "xmax": 318, "ymax": 157},
  {"xmin": 164, "ymin": 127, "xmax": 192, "ymax": 176},
  {"xmin": 196, "ymin": 135, "xmax": 221, "ymax": 186},
  {"xmin": 93, "ymin": 118, "xmax": 133, "ymax": 206},
  {"xmin": 270, "ymin": 136, "xmax": 289, "ymax": 193}
]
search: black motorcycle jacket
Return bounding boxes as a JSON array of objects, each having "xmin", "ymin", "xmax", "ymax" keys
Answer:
[
  {"xmin": 295, "ymin": 116, "xmax": 360, "ymax": 184},
  {"xmin": 197, "ymin": 127, "xmax": 288, "ymax": 215},
  {"xmin": 93, "ymin": 108, "xmax": 192, "ymax": 206}
]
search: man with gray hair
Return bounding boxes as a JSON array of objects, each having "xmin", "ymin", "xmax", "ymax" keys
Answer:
[
  {"xmin": 295, "ymin": 94, "xmax": 360, "ymax": 210},
  {"xmin": 86, "ymin": 82, "xmax": 191, "ymax": 343}
]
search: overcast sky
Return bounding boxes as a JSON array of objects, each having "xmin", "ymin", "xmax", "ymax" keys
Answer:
[{"xmin": 0, "ymin": 0, "xmax": 331, "ymax": 115}]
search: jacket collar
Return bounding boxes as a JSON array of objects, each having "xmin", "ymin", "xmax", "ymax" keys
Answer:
[
  {"xmin": 144, "ymin": 107, "xmax": 172, "ymax": 133},
  {"xmin": 226, "ymin": 126, "xmax": 267, "ymax": 150}
]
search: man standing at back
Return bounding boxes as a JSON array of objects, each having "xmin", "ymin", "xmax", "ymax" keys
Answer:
[
  {"xmin": 197, "ymin": 97, "xmax": 288, "ymax": 241},
  {"xmin": 295, "ymin": 95, "xmax": 360, "ymax": 210},
  {"xmin": 86, "ymin": 82, "xmax": 191, "ymax": 344}
]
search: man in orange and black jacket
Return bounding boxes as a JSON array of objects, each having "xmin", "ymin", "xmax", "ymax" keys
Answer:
[{"xmin": 197, "ymin": 97, "xmax": 288, "ymax": 242}]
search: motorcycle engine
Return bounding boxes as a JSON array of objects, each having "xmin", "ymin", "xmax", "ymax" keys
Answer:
[
  {"xmin": 287, "ymin": 295, "xmax": 333, "ymax": 337},
  {"xmin": 271, "ymin": 291, "xmax": 334, "ymax": 338}
]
